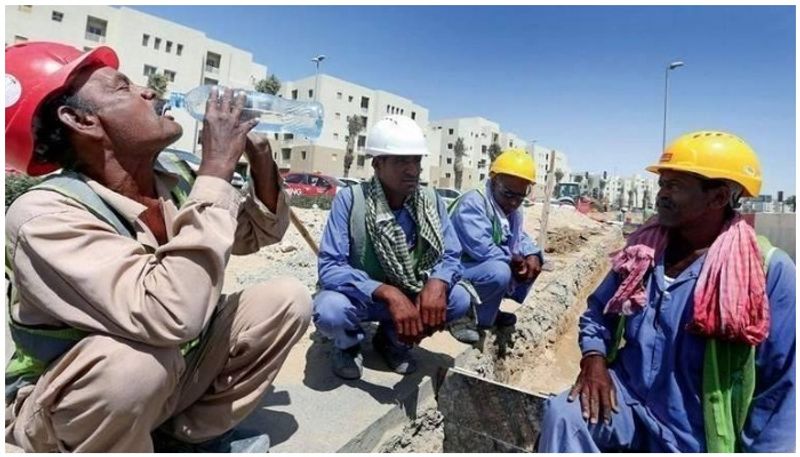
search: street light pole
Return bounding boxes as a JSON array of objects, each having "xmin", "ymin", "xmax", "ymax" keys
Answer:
[
  {"xmin": 662, "ymin": 60, "xmax": 685, "ymax": 151},
  {"xmin": 311, "ymin": 54, "xmax": 326, "ymax": 102}
]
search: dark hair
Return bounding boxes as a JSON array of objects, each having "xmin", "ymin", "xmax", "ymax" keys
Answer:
[{"xmin": 32, "ymin": 89, "xmax": 96, "ymax": 170}]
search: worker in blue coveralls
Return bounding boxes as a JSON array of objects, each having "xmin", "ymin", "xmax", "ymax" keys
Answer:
[
  {"xmin": 313, "ymin": 115, "xmax": 473, "ymax": 380},
  {"xmin": 538, "ymin": 131, "xmax": 795, "ymax": 452},
  {"xmin": 448, "ymin": 148, "xmax": 543, "ymax": 343}
]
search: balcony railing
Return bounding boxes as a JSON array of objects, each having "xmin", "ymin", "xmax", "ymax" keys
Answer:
[
  {"xmin": 205, "ymin": 65, "xmax": 220, "ymax": 74},
  {"xmin": 85, "ymin": 32, "xmax": 106, "ymax": 43}
]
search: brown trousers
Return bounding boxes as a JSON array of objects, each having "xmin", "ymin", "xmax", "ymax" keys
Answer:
[{"xmin": 5, "ymin": 277, "xmax": 311, "ymax": 452}]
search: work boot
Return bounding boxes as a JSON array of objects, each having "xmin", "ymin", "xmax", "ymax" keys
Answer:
[
  {"xmin": 152, "ymin": 427, "xmax": 270, "ymax": 453},
  {"xmin": 448, "ymin": 315, "xmax": 480, "ymax": 344},
  {"xmin": 494, "ymin": 311, "xmax": 518, "ymax": 328},
  {"xmin": 331, "ymin": 344, "xmax": 364, "ymax": 380},
  {"xmin": 478, "ymin": 311, "xmax": 517, "ymax": 329},
  {"xmin": 372, "ymin": 330, "xmax": 417, "ymax": 375}
]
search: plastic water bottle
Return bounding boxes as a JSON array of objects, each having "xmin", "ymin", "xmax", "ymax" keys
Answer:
[{"xmin": 167, "ymin": 85, "xmax": 324, "ymax": 139}]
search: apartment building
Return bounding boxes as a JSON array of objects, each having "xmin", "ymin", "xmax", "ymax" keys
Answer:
[
  {"xmin": 605, "ymin": 173, "xmax": 657, "ymax": 209},
  {"xmin": 277, "ymin": 74, "xmax": 437, "ymax": 183},
  {"xmin": 526, "ymin": 144, "xmax": 571, "ymax": 198},
  {"xmin": 428, "ymin": 117, "xmax": 500, "ymax": 189},
  {"xmin": 6, "ymin": 5, "xmax": 267, "ymax": 153}
]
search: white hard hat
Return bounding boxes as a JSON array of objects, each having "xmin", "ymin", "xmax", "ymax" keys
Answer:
[{"xmin": 365, "ymin": 115, "xmax": 429, "ymax": 157}]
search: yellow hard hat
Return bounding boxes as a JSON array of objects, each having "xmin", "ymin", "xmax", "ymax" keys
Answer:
[
  {"xmin": 490, "ymin": 148, "xmax": 536, "ymax": 183},
  {"xmin": 646, "ymin": 131, "xmax": 762, "ymax": 197}
]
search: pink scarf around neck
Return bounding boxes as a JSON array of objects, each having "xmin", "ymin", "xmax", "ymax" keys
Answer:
[{"xmin": 604, "ymin": 214, "xmax": 770, "ymax": 345}]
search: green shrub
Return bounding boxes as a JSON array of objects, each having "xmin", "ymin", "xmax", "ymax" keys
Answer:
[
  {"xmin": 288, "ymin": 194, "xmax": 333, "ymax": 210},
  {"xmin": 6, "ymin": 173, "xmax": 43, "ymax": 207}
]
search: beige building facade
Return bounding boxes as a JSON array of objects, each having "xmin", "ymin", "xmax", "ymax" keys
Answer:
[
  {"xmin": 275, "ymin": 74, "xmax": 438, "ymax": 183},
  {"xmin": 6, "ymin": 5, "xmax": 267, "ymax": 153}
]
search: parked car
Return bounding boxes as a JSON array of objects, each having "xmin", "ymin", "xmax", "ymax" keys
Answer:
[
  {"xmin": 164, "ymin": 148, "xmax": 246, "ymax": 188},
  {"xmin": 282, "ymin": 172, "xmax": 345, "ymax": 197},
  {"xmin": 435, "ymin": 187, "xmax": 461, "ymax": 206},
  {"xmin": 337, "ymin": 177, "xmax": 362, "ymax": 187}
]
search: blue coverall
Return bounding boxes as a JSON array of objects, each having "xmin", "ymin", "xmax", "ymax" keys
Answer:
[
  {"xmin": 538, "ymin": 249, "xmax": 796, "ymax": 452},
  {"xmin": 450, "ymin": 181, "xmax": 543, "ymax": 326},
  {"xmin": 313, "ymin": 186, "xmax": 470, "ymax": 350}
]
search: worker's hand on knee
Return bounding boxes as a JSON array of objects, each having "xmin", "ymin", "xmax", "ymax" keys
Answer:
[
  {"xmin": 375, "ymin": 284, "xmax": 423, "ymax": 344},
  {"xmin": 198, "ymin": 88, "xmax": 259, "ymax": 181},
  {"xmin": 418, "ymin": 278, "xmax": 447, "ymax": 329},
  {"xmin": 523, "ymin": 255, "xmax": 542, "ymax": 282},
  {"xmin": 568, "ymin": 354, "xmax": 619, "ymax": 425}
]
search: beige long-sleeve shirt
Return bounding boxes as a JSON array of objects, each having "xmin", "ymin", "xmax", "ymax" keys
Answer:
[{"xmin": 6, "ymin": 169, "xmax": 290, "ymax": 347}]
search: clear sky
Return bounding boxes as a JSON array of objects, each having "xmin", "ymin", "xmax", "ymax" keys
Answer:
[{"xmin": 131, "ymin": 5, "xmax": 796, "ymax": 195}]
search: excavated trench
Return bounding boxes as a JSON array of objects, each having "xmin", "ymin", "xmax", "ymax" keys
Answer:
[{"xmin": 381, "ymin": 224, "xmax": 622, "ymax": 453}]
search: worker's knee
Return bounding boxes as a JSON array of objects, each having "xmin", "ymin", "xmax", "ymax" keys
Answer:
[
  {"xmin": 542, "ymin": 390, "xmax": 585, "ymax": 433},
  {"xmin": 242, "ymin": 277, "xmax": 313, "ymax": 330},
  {"xmin": 446, "ymin": 284, "xmax": 471, "ymax": 322},
  {"xmin": 473, "ymin": 260, "xmax": 512, "ymax": 290},
  {"xmin": 83, "ymin": 336, "xmax": 182, "ymax": 417},
  {"xmin": 313, "ymin": 290, "xmax": 358, "ymax": 333}
]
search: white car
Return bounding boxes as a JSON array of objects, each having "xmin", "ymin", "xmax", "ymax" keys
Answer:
[{"xmin": 435, "ymin": 187, "xmax": 461, "ymax": 206}]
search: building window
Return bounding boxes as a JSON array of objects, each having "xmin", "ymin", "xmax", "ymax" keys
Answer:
[
  {"xmin": 400, "ymin": 109, "xmax": 404, "ymax": 115},
  {"xmin": 163, "ymin": 70, "xmax": 176, "ymax": 82},
  {"xmin": 308, "ymin": 89, "xmax": 313, "ymax": 99},
  {"xmin": 447, "ymin": 143, "xmax": 453, "ymax": 150},
  {"xmin": 14, "ymin": 35, "xmax": 28, "ymax": 44},
  {"xmin": 142, "ymin": 34, "xmax": 150, "ymax": 46},
  {"xmin": 284, "ymin": 133, "xmax": 294, "ymax": 140},
  {"xmin": 18, "ymin": 5, "xmax": 32, "ymax": 12},
  {"xmin": 386, "ymin": 105, "xmax": 390, "ymax": 113},
  {"xmin": 448, "ymin": 128, "xmax": 454, "ymax": 135},
  {"xmin": 165, "ymin": 41, "xmax": 173, "ymax": 53},
  {"xmin": 281, "ymin": 148, "xmax": 291, "ymax": 161},
  {"xmin": 335, "ymin": 112, "xmax": 341, "ymax": 120},
  {"xmin": 447, "ymin": 158, "xmax": 452, "ymax": 164},
  {"xmin": 357, "ymin": 155, "xmax": 366, "ymax": 167},
  {"xmin": 357, "ymin": 135, "xmax": 366, "ymax": 148},
  {"xmin": 85, "ymin": 16, "xmax": 108, "ymax": 42},
  {"xmin": 411, "ymin": 112, "xmax": 416, "ymax": 120},
  {"xmin": 51, "ymin": 11, "xmax": 63, "ymax": 22},
  {"xmin": 176, "ymin": 44, "xmax": 183, "ymax": 56},
  {"xmin": 154, "ymin": 37, "xmax": 162, "ymax": 50},
  {"xmin": 445, "ymin": 173, "xmax": 451, "ymax": 178},
  {"xmin": 360, "ymin": 116, "xmax": 367, "ymax": 128},
  {"xmin": 205, "ymin": 52, "xmax": 221, "ymax": 73},
  {"xmin": 348, "ymin": 95, "xmax": 354, "ymax": 102},
  {"xmin": 301, "ymin": 151, "xmax": 307, "ymax": 160},
  {"xmin": 143, "ymin": 65, "xmax": 157, "ymax": 77},
  {"xmin": 197, "ymin": 129, "xmax": 203, "ymax": 144},
  {"xmin": 337, "ymin": 92, "xmax": 343, "ymax": 100},
  {"xmin": 360, "ymin": 96, "xmax": 369, "ymax": 109},
  {"xmin": 333, "ymin": 133, "xmax": 339, "ymax": 141},
  {"xmin": 291, "ymin": 90, "xmax": 298, "ymax": 100},
  {"xmin": 203, "ymin": 77, "xmax": 218, "ymax": 85}
]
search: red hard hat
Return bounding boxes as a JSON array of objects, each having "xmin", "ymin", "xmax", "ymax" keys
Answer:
[{"xmin": 5, "ymin": 41, "xmax": 119, "ymax": 176}]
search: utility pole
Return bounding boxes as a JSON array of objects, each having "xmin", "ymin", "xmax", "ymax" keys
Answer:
[{"xmin": 538, "ymin": 150, "xmax": 557, "ymax": 258}]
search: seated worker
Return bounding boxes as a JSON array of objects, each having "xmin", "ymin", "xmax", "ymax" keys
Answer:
[
  {"xmin": 448, "ymin": 149, "xmax": 543, "ymax": 341},
  {"xmin": 4, "ymin": 42, "xmax": 312, "ymax": 452},
  {"xmin": 313, "ymin": 115, "xmax": 474, "ymax": 380},
  {"xmin": 538, "ymin": 132, "xmax": 795, "ymax": 452}
]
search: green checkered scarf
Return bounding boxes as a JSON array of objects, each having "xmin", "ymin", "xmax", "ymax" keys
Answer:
[{"xmin": 364, "ymin": 177, "xmax": 443, "ymax": 294}]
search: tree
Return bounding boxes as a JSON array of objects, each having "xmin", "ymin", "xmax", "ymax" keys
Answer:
[
  {"xmin": 642, "ymin": 188, "xmax": 651, "ymax": 209},
  {"xmin": 599, "ymin": 179, "xmax": 607, "ymax": 199},
  {"xmin": 488, "ymin": 142, "xmax": 502, "ymax": 162},
  {"xmin": 554, "ymin": 168, "xmax": 564, "ymax": 184},
  {"xmin": 255, "ymin": 74, "xmax": 281, "ymax": 95},
  {"xmin": 453, "ymin": 137, "xmax": 466, "ymax": 190},
  {"xmin": 627, "ymin": 189, "xmax": 635, "ymax": 208},
  {"xmin": 574, "ymin": 175, "xmax": 583, "ymax": 184},
  {"xmin": 786, "ymin": 195, "xmax": 796, "ymax": 212},
  {"xmin": 146, "ymin": 73, "xmax": 168, "ymax": 99},
  {"xmin": 343, "ymin": 115, "xmax": 364, "ymax": 177}
]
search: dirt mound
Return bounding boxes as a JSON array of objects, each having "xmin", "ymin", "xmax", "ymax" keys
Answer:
[{"xmin": 546, "ymin": 228, "xmax": 591, "ymax": 254}]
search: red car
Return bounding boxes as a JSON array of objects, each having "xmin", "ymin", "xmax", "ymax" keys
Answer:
[{"xmin": 282, "ymin": 172, "xmax": 345, "ymax": 197}]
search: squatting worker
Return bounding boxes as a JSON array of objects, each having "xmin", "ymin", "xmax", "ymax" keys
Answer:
[
  {"xmin": 5, "ymin": 42, "xmax": 312, "ymax": 452},
  {"xmin": 538, "ymin": 131, "xmax": 795, "ymax": 452}
]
